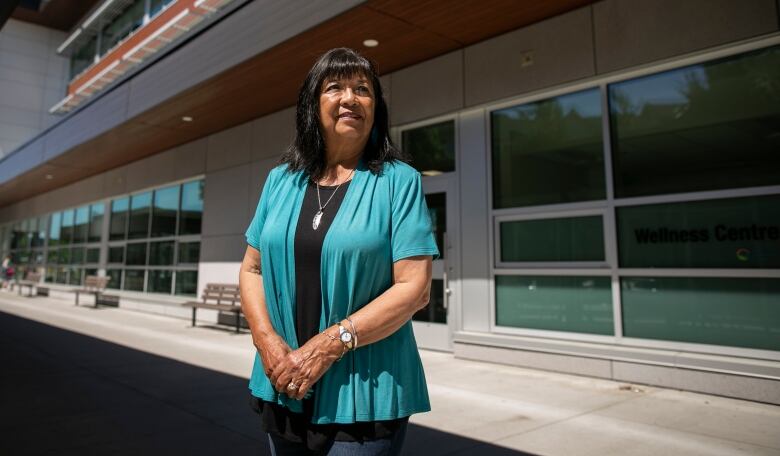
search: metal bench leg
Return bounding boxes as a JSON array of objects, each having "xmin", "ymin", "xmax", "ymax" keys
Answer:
[
  {"xmin": 75, "ymin": 291, "xmax": 80, "ymax": 306},
  {"xmin": 235, "ymin": 312, "xmax": 240, "ymax": 334},
  {"xmin": 191, "ymin": 307, "xmax": 197, "ymax": 327},
  {"xmin": 94, "ymin": 292, "xmax": 100, "ymax": 308}
]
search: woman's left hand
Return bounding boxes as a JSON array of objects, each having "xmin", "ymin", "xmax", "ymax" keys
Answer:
[{"xmin": 272, "ymin": 330, "xmax": 343, "ymax": 400}]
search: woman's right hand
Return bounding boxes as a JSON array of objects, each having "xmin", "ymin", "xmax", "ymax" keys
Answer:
[{"xmin": 254, "ymin": 333, "xmax": 291, "ymax": 384}]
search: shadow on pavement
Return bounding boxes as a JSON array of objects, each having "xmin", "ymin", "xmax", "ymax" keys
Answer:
[{"xmin": 0, "ymin": 310, "xmax": 534, "ymax": 455}]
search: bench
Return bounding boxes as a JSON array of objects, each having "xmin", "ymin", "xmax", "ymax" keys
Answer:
[
  {"xmin": 182, "ymin": 283, "xmax": 243, "ymax": 333},
  {"xmin": 17, "ymin": 271, "xmax": 42, "ymax": 297},
  {"xmin": 72, "ymin": 275, "xmax": 110, "ymax": 307}
]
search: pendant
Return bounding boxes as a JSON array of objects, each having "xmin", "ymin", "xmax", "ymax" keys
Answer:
[{"xmin": 312, "ymin": 210, "xmax": 323, "ymax": 230}]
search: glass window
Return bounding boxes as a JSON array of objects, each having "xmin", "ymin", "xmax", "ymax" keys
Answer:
[
  {"xmin": 55, "ymin": 267, "xmax": 67, "ymax": 284},
  {"xmin": 425, "ymin": 193, "xmax": 446, "ymax": 259},
  {"xmin": 622, "ymin": 277, "xmax": 780, "ymax": 351},
  {"xmin": 108, "ymin": 246, "xmax": 124, "ymax": 263},
  {"xmin": 68, "ymin": 268, "xmax": 83, "ymax": 286},
  {"xmin": 32, "ymin": 216, "xmax": 47, "ymax": 248},
  {"xmin": 610, "ymin": 45, "xmax": 780, "ymax": 198},
  {"xmin": 500, "ymin": 216, "xmax": 604, "ymax": 263},
  {"xmin": 69, "ymin": 35, "xmax": 97, "ymax": 79},
  {"xmin": 89, "ymin": 203, "xmax": 104, "ymax": 242},
  {"xmin": 402, "ymin": 120, "xmax": 455, "ymax": 175},
  {"xmin": 125, "ymin": 243, "xmax": 147, "ymax": 265},
  {"xmin": 495, "ymin": 275, "xmax": 613, "ymax": 335},
  {"xmin": 175, "ymin": 270, "xmax": 198, "ymax": 296},
  {"xmin": 61, "ymin": 209, "xmax": 74, "ymax": 244},
  {"xmin": 100, "ymin": 0, "xmax": 145, "ymax": 55},
  {"xmin": 71, "ymin": 247, "xmax": 84, "ymax": 264},
  {"xmin": 179, "ymin": 181, "xmax": 203, "ymax": 235},
  {"xmin": 128, "ymin": 192, "xmax": 151, "ymax": 239},
  {"xmin": 59, "ymin": 248, "xmax": 70, "ymax": 265},
  {"xmin": 492, "ymin": 89, "xmax": 605, "ymax": 208},
  {"xmin": 178, "ymin": 242, "xmax": 200, "ymax": 264},
  {"xmin": 151, "ymin": 185, "xmax": 179, "ymax": 237},
  {"xmin": 49, "ymin": 212, "xmax": 62, "ymax": 246},
  {"xmin": 110, "ymin": 198, "xmax": 129, "ymax": 240},
  {"xmin": 617, "ymin": 195, "xmax": 780, "ymax": 268},
  {"xmin": 85, "ymin": 268, "xmax": 98, "ymax": 279},
  {"xmin": 149, "ymin": 241, "xmax": 174, "ymax": 266},
  {"xmin": 123, "ymin": 270, "xmax": 145, "ymax": 291},
  {"xmin": 73, "ymin": 206, "xmax": 89, "ymax": 244},
  {"xmin": 47, "ymin": 248, "xmax": 59, "ymax": 265},
  {"xmin": 86, "ymin": 248, "xmax": 100, "ymax": 264},
  {"xmin": 45, "ymin": 267, "xmax": 57, "ymax": 283},
  {"xmin": 150, "ymin": 0, "xmax": 174, "ymax": 17},
  {"xmin": 106, "ymin": 269, "xmax": 122, "ymax": 289},
  {"xmin": 148, "ymin": 270, "xmax": 172, "ymax": 293}
]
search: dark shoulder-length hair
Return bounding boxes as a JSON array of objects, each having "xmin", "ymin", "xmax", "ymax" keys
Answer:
[{"xmin": 279, "ymin": 48, "xmax": 408, "ymax": 180}]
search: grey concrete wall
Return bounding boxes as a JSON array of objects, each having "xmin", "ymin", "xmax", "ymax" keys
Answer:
[{"xmin": 0, "ymin": 19, "xmax": 68, "ymax": 160}]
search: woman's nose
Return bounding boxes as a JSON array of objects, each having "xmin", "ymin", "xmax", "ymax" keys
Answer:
[{"xmin": 341, "ymin": 88, "xmax": 357, "ymax": 105}]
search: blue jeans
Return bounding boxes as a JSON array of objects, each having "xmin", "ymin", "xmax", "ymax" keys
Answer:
[{"xmin": 268, "ymin": 420, "xmax": 408, "ymax": 456}]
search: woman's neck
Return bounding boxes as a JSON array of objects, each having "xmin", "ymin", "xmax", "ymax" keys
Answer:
[{"xmin": 320, "ymin": 142, "xmax": 362, "ymax": 185}]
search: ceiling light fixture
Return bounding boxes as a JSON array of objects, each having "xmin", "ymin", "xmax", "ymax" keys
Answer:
[
  {"xmin": 182, "ymin": 116, "xmax": 193, "ymax": 122},
  {"xmin": 45, "ymin": 174, "xmax": 53, "ymax": 180},
  {"xmin": 363, "ymin": 39, "xmax": 379, "ymax": 48}
]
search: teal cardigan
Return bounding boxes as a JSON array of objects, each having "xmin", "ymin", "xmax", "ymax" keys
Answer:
[{"xmin": 244, "ymin": 158, "xmax": 439, "ymax": 424}]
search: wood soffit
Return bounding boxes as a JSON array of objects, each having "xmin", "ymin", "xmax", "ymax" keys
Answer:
[{"xmin": 1, "ymin": 0, "xmax": 595, "ymax": 209}]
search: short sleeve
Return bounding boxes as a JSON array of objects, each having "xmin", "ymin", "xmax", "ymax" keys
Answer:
[
  {"xmin": 245, "ymin": 168, "xmax": 276, "ymax": 250},
  {"xmin": 391, "ymin": 169, "xmax": 440, "ymax": 262}
]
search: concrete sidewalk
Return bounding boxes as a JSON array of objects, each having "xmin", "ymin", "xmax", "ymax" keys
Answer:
[{"xmin": 1, "ymin": 291, "xmax": 779, "ymax": 455}]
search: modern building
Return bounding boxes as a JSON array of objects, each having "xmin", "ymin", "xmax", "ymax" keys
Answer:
[{"xmin": 1, "ymin": 0, "xmax": 778, "ymax": 404}]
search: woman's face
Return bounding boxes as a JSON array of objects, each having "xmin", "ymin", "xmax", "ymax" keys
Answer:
[{"xmin": 319, "ymin": 73, "xmax": 375, "ymax": 145}]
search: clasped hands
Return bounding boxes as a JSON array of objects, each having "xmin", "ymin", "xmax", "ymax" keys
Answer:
[{"xmin": 255, "ymin": 331, "xmax": 342, "ymax": 401}]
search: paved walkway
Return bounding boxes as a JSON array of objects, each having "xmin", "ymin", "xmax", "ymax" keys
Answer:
[{"xmin": 1, "ymin": 291, "xmax": 779, "ymax": 455}]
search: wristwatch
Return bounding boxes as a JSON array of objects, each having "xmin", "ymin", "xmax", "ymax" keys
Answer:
[{"xmin": 338, "ymin": 324, "xmax": 355, "ymax": 350}]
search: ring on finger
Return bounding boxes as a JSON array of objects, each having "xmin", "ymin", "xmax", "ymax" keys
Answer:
[{"xmin": 287, "ymin": 381, "xmax": 299, "ymax": 391}]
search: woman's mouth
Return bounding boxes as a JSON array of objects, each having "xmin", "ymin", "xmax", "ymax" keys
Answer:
[{"xmin": 338, "ymin": 112, "xmax": 362, "ymax": 120}]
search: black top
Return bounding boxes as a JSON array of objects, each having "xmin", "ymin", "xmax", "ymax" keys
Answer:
[{"xmin": 252, "ymin": 179, "xmax": 406, "ymax": 451}]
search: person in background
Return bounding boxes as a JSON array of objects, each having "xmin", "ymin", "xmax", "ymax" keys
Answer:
[{"xmin": 239, "ymin": 48, "xmax": 438, "ymax": 455}]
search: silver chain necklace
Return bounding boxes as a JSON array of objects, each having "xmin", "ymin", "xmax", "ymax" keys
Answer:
[{"xmin": 312, "ymin": 168, "xmax": 355, "ymax": 230}]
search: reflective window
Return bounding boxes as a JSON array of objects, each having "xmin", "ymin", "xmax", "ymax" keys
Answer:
[
  {"xmin": 148, "ymin": 270, "xmax": 172, "ymax": 294},
  {"xmin": 108, "ymin": 246, "xmax": 124, "ymax": 263},
  {"xmin": 73, "ymin": 206, "xmax": 89, "ymax": 244},
  {"xmin": 110, "ymin": 198, "xmax": 129, "ymax": 240},
  {"xmin": 150, "ymin": 0, "xmax": 175, "ymax": 17},
  {"xmin": 149, "ymin": 241, "xmax": 174, "ymax": 266},
  {"xmin": 125, "ymin": 243, "xmax": 147, "ymax": 265},
  {"xmin": 402, "ymin": 120, "xmax": 455, "ymax": 175},
  {"xmin": 492, "ymin": 89, "xmax": 605, "ymax": 208},
  {"xmin": 69, "ymin": 35, "xmax": 97, "ymax": 79},
  {"xmin": 60, "ymin": 210, "xmax": 74, "ymax": 244},
  {"xmin": 175, "ymin": 270, "xmax": 198, "ymax": 296},
  {"xmin": 128, "ymin": 192, "xmax": 151, "ymax": 239},
  {"xmin": 610, "ymin": 45, "xmax": 780, "ymax": 197},
  {"xmin": 178, "ymin": 242, "xmax": 200, "ymax": 264},
  {"xmin": 32, "ymin": 216, "xmax": 47, "ymax": 248},
  {"xmin": 68, "ymin": 268, "xmax": 83, "ymax": 286},
  {"xmin": 500, "ymin": 216, "xmax": 604, "ymax": 263},
  {"xmin": 618, "ymin": 195, "xmax": 780, "ymax": 268},
  {"xmin": 496, "ymin": 275, "xmax": 613, "ymax": 335},
  {"xmin": 151, "ymin": 185, "xmax": 179, "ymax": 237},
  {"xmin": 89, "ymin": 203, "xmax": 104, "ymax": 242},
  {"xmin": 622, "ymin": 277, "xmax": 780, "ymax": 351},
  {"xmin": 179, "ymin": 181, "xmax": 203, "ymax": 235},
  {"xmin": 123, "ymin": 270, "xmax": 145, "ymax": 291},
  {"xmin": 106, "ymin": 269, "xmax": 122, "ymax": 289},
  {"xmin": 100, "ymin": 0, "xmax": 145, "ymax": 55},
  {"xmin": 86, "ymin": 248, "xmax": 100, "ymax": 264},
  {"xmin": 71, "ymin": 247, "xmax": 84, "ymax": 264}
]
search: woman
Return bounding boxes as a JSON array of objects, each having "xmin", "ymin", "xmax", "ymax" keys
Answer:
[{"xmin": 239, "ymin": 48, "xmax": 439, "ymax": 455}]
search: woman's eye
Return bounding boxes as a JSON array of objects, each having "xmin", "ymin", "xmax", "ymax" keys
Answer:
[{"xmin": 356, "ymin": 86, "xmax": 370, "ymax": 95}]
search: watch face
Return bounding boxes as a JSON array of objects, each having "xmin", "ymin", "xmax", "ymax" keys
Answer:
[{"xmin": 340, "ymin": 331, "xmax": 352, "ymax": 343}]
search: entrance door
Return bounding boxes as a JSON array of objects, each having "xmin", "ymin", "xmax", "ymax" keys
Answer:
[{"xmin": 413, "ymin": 173, "xmax": 458, "ymax": 351}]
